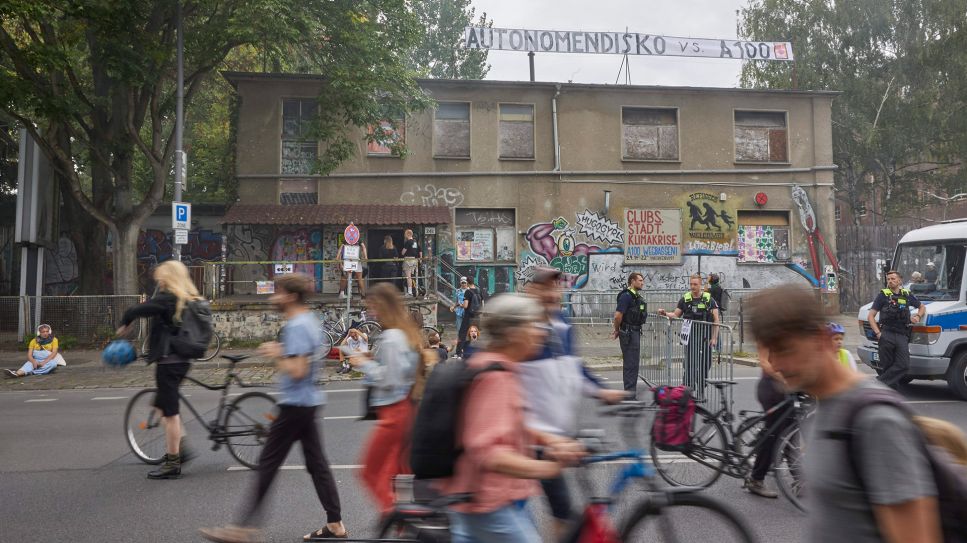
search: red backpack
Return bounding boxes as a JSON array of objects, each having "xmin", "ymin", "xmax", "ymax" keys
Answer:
[{"xmin": 651, "ymin": 385, "xmax": 696, "ymax": 451}]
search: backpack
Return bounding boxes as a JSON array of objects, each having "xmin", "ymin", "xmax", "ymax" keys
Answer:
[
  {"xmin": 410, "ymin": 358, "xmax": 504, "ymax": 480},
  {"xmin": 650, "ymin": 385, "xmax": 696, "ymax": 451},
  {"xmin": 466, "ymin": 288, "xmax": 483, "ymax": 314},
  {"xmin": 168, "ymin": 299, "xmax": 214, "ymax": 359},
  {"xmin": 833, "ymin": 387, "xmax": 967, "ymax": 542}
]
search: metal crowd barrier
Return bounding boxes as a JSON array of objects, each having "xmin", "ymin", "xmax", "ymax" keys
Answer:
[{"xmin": 641, "ymin": 315, "xmax": 735, "ymax": 411}]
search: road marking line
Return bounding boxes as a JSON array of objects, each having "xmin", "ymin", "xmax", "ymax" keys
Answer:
[
  {"xmin": 228, "ymin": 464, "xmax": 362, "ymax": 472},
  {"xmin": 323, "ymin": 415, "xmax": 358, "ymax": 420},
  {"xmin": 91, "ymin": 396, "xmax": 127, "ymax": 401},
  {"xmin": 25, "ymin": 398, "xmax": 57, "ymax": 403},
  {"xmin": 905, "ymin": 400, "xmax": 962, "ymax": 404}
]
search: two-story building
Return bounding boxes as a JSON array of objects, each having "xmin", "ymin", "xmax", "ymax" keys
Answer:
[{"xmin": 222, "ymin": 72, "xmax": 839, "ymax": 308}]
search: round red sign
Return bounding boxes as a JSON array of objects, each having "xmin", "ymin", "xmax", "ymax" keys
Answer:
[
  {"xmin": 755, "ymin": 192, "xmax": 769, "ymax": 206},
  {"xmin": 344, "ymin": 223, "xmax": 360, "ymax": 245}
]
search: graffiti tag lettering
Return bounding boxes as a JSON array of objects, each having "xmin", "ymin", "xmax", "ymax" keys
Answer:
[
  {"xmin": 576, "ymin": 209, "xmax": 623, "ymax": 245},
  {"xmin": 400, "ymin": 184, "xmax": 465, "ymax": 208}
]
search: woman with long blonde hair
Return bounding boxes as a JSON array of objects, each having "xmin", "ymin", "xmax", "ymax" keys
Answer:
[
  {"xmin": 118, "ymin": 260, "xmax": 204, "ymax": 479},
  {"xmin": 348, "ymin": 282, "xmax": 422, "ymax": 511}
]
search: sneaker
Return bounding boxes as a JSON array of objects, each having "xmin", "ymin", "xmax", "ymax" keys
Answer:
[
  {"xmin": 4, "ymin": 369, "xmax": 20, "ymax": 378},
  {"xmin": 743, "ymin": 478, "xmax": 778, "ymax": 498}
]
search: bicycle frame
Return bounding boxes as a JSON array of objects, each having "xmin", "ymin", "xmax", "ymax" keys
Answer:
[
  {"xmin": 689, "ymin": 393, "xmax": 808, "ymax": 478},
  {"xmin": 171, "ymin": 369, "xmax": 265, "ymax": 441}
]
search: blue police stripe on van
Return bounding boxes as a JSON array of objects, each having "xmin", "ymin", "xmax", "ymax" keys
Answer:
[{"xmin": 925, "ymin": 311, "xmax": 967, "ymax": 330}]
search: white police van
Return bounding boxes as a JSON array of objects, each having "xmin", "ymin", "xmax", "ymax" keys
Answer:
[{"xmin": 856, "ymin": 220, "xmax": 967, "ymax": 399}]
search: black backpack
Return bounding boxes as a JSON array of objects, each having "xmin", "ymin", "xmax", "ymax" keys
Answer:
[
  {"xmin": 168, "ymin": 299, "xmax": 215, "ymax": 359},
  {"xmin": 410, "ymin": 358, "xmax": 504, "ymax": 480},
  {"xmin": 832, "ymin": 387, "xmax": 967, "ymax": 542},
  {"xmin": 466, "ymin": 288, "xmax": 483, "ymax": 314}
]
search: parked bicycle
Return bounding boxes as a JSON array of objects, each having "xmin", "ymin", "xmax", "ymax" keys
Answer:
[
  {"xmin": 123, "ymin": 354, "xmax": 278, "ymax": 469},
  {"xmin": 318, "ymin": 307, "xmax": 382, "ymax": 351},
  {"xmin": 378, "ymin": 401, "xmax": 758, "ymax": 542},
  {"xmin": 650, "ymin": 379, "xmax": 813, "ymax": 511}
]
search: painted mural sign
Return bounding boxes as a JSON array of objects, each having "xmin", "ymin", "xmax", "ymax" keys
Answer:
[
  {"xmin": 624, "ymin": 208, "xmax": 682, "ymax": 264},
  {"xmin": 522, "ymin": 211, "xmax": 623, "ymax": 288},
  {"xmin": 681, "ymin": 192, "xmax": 738, "ymax": 255},
  {"xmin": 576, "ymin": 210, "xmax": 623, "ymax": 245}
]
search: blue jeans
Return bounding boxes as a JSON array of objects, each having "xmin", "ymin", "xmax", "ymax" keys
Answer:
[
  {"xmin": 19, "ymin": 359, "xmax": 57, "ymax": 375},
  {"xmin": 448, "ymin": 501, "xmax": 541, "ymax": 543}
]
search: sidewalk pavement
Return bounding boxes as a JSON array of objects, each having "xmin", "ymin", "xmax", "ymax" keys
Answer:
[{"xmin": 1, "ymin": 313, "xmax": 867, "ymax": 392}]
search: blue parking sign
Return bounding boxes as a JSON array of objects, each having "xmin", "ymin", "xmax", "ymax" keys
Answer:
[{"xmin": 172, "ymin": 202, "xmax": 191, "ymax": 230}]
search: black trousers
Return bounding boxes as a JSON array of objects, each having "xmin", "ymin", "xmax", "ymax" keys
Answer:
[
  {"xmin": 619, "ymin": 326, "xmax": 641, "ymax": 398},
  {"xmin": 877, "ymin": 329, "xmax": 911, "ymax": 389},
  {"xmin": 751, "ymin": 376, "xmax": 793, "ymax": 481},
  {"xmin": 683, "ymin": 328, "xmax": 712, "ymax": 394},
  {"xmin": 239, "ymin": 405, "xmax": 342, "ymax": 526},
  {"xmin": 456, "ymin": 311, "xmax": 476, "ymax": 356}
]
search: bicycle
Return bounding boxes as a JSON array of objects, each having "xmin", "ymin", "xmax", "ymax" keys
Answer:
[
  {"xmin": 649, "ymin": 379, "xmax": 813, "ymax": 511},
  {"xmin": 123, "ymin": 354, "xmax": 278, "ymax": 469},
  {"xmin": 318, "ymin": 307, "xmax": 382, "ymax": 351},
  {"xmin": 140, "ymin": 331, "xmax": 222, "ymax": 362},
  {"xmin": 378, "ymin": 402, "xmax": 758, "ymax": 542}
]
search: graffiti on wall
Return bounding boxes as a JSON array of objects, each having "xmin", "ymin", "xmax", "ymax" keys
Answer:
[
  {"xmin": 521, "ymin": 211, "xmax": 624, "ymax": 288},
  {"xmin": 400, "ymin": 184, "xmax": 465, "ymax": 208},
  {"xmin": 270, "ymin": 228, "xmax": 323, "ymax": 286},
  {"xmin": 44, "ymin": 235, "xmax": 80, "ymax": 295},
  {"xmin": 575, "ymin": 210, "xmax": 623, "ymax": 246},
  {"xmin": 681, "ymin": 192, "xmax": 738, "ymax": 255},
  {"xmin": 439, "ymin": 249, "xmax": 515, "ymax": 299}
]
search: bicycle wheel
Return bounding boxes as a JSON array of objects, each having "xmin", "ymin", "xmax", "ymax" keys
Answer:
[
  {"xmin": 196, "ymin": 333, "xmax": 222, "ymax": 362},
  {"xmin": 378, "ymin": 514, "xmax": 449, "ymax": 542},
  {"xmin": 620, "ymin": 490, "xmax": 758, "ymax": 542},
  {"xmin": 124, "ymin": 388, "xmax": 166, "ymax": 465},
  {"xmin": 357, "ymin": 320, "xmax": 383, "ymax": 350},
  {"xmin": 224, "ymin": 391, "xmax": 279, "ymax": 469},
  {"xmin": 421, "ymin": 325, "xmax": 440, "ymax": 344},
  {"xmin": 650, "ymin": 406, "xmax": 727, "ymax": 488},
  {"xmin": 773, "ymin": 422, "xmax": 807, "ymax": 512}
]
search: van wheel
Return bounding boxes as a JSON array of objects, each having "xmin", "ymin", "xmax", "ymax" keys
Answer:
[{"xmin": 946, "ymin": 352, "xmax": 967, "ymax": 400}]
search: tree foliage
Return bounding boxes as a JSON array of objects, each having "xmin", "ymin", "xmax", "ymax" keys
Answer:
[
  {"xmin": 740, "ymin": 0, "xmax": 967, "ymax": 223},
  {"xmin": 409, "ymin": 0, "xmax": 491, "ymax": 79},
  {"xmin": 0, "ymin": 0, "xmax": 429, "ymax": 293}
]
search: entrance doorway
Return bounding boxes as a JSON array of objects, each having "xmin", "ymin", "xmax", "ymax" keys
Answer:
[{"xmin": 367, "ymin": 228, "xmax": 404, "ymax": 289}]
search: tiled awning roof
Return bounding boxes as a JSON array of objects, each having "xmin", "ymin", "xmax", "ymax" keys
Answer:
[{"xmin": 221, "ymin": 204, "xmax": 451, "ymax": 226}]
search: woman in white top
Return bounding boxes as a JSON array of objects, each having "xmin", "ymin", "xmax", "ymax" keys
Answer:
[{"xmin": 337, "ymin": 328, "xmax": 368, "ymax": 374}]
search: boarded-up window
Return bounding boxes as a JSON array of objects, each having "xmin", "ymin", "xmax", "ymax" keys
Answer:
[
  {"xmin": 499, "ymin": 104, "xmax": 535, "ymax": 159},
  {"xmin": 734, "ymin": 111, "xmax": 788, "ymax": 162},
  {"xmin": 622, "ymin": 107, "xmax": 679, "ymax": 160},
  {"xmin": 279, "ymin": 179, "xmax": 318, "ymax": 205},
  {"xmin": 737, "ymin": 211, "xmax": 791, "ymax": 263},
  {"xmin": 434, "ymin": 102, "xmax": 471, "ymax": 158},
  {"xmin": 281, "ymin": 99, "xmax": 317, "ymax": 175},
  {"xmin": 367, "ymin": 116, "xmax": 405, "ymax": 156}
]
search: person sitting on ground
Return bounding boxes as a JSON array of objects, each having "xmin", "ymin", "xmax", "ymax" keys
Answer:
[
  {"xmin": 427, "ymin": 331, "xmax": 449, "ymax": 364},
  {"xmin": 6, "ymin": 324, "xmax": 64, "ymax": 377},
  {"xmin": 829, "ymin": 322, "xmax": 858, "ymax": 371},
  {"xmin": 337, "ymin": 328, "xmax": 368, "ymax": 375}
]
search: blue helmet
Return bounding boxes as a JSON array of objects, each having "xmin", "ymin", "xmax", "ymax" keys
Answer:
[
  {"xmin": 102, "ymin": 340, "xmax": 137, "ymax": 367},
  {"xmin": 827, "ymin": 322, "xmax": 845, "ymax": 335}
]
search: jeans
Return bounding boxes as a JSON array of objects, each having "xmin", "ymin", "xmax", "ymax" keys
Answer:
[
  {"xmin": 619, "ymin": 327, "xmax": 641, "ymax": 398},
  {"xmin": 19, "ymin": 359, "xmax": 57, "ymax": 375},
  {"xmin": 448, "ymin": 502, "xmax": 541, "ymax": 543}
]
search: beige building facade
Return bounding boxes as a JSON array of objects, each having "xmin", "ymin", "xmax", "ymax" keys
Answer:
[{"xmin": 223, "ymin": 72, "xmax": 839, "ymax": 305}]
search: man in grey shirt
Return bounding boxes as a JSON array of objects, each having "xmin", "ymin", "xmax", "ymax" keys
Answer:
[{"xmin": 747, "ymin": 286, "xmax": 941, "ymax": 543}]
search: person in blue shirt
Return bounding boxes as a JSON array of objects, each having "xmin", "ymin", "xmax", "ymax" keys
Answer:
[
  {"xmin": 449, "ymin": 277, "xmax": 468, "ymax": 351},
  {"xmin": 201, "ymin": 273, "xmax": 348, "ymax": 543}
]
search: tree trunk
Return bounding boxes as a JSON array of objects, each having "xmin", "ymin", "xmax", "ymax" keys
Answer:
[
  {"xmin": 113, "ymin": 223, "xmax": 142, "ymax": 295},
  {"xmin": 59, "ymin": 179, "xmax": 108, "ymax": 294}
]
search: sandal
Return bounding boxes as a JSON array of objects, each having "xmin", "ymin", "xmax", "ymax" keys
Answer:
[
  {"xmin": 4, "ymin": 369, "xmax": 20, "ymax": 378},
  {"xmin": 304, "ymin": 526, "xmax": 349, "ymax": 540}
]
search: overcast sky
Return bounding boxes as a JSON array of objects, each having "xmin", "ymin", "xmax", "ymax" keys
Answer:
[{"xmin": 470, "ymin": 0, "xmax": 750, "ymax": 87}]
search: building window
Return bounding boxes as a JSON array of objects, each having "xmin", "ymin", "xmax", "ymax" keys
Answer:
[
  {"xmin": 367, "ymin": 107, "xmax": 405, "ymax": 156},
  {"xmin": 856, "ymin": 203, "xmax": 868, "ymax": 217},
  {"xmin": 433, "ymin": 102, "xmax": 471, "ymax": 158},
  {"xmin": 737, "ymin": 210, "xmax": 791, "ymax": 263},
  {"xmin": 622, "ymin": 107, "xmax": 679, "ymax": 161},
  {"xmin": 454, "ymin": 208, "xmax": 516, "ymax": 263},
  {"xmin": 734, "ymin": 110, "xmax": 788, "ymax": 163},
  {"xmin": 498, "ymin": 104, "xmax": 535, "ymax": 159},
  {"xmin": 281, "ymin": 99, "xmax": 318, "ymax": 175},
  {"xmin": 279, "ymin": 179, "xmax": 318, "ymax": 205},
  {"xmin": 835, "ymin": 206, "xmax": 842, "ymax": 222}
]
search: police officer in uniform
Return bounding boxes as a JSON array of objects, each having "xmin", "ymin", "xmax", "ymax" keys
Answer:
[
  {"xmin": 868, "ymin": 270, "xmax": 925, "ymax": 389},
  {"xmin": 612, "ymin": 272, "xmax": 647, "ymax": 399},
  {"xmin": 659, "ymin": 273, "xmax": 720, "ymax": 394}
]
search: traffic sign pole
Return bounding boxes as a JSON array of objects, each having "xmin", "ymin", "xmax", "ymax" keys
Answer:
[{"xmin": 173, "ymin": 1, "xmax": 185, "ymax": 260}]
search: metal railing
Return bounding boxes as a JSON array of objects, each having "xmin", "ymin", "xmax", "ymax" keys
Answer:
[
  {"xmin": 641, "ymin": 316, "xmax": 735, "ymax": 411},
  {"xmin": 0, "ymin": 295, "xmax": 143, "ymax": 344}
]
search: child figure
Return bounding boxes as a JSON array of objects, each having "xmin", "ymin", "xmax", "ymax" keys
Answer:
[{"xmin": 829, "ymin": 322, "xmax": 857, "ymax": 371}]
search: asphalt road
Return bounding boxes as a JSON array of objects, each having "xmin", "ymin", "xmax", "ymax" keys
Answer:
[{"xmin": 2, "ymin": 366, "xmax": 964, "ymax": 543}]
